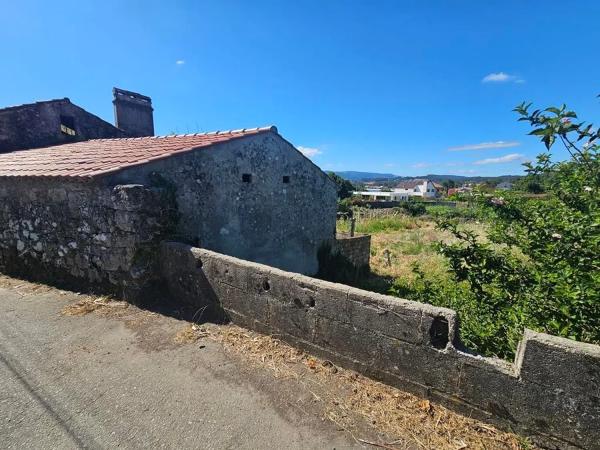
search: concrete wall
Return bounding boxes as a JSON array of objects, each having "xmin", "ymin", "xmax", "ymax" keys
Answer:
[
  {"xmin": 106, "ymin": 131, "xmax": 338, "ymax": 275},
  {"xmin": 0, "ymin": 179, "xmax": 175, "ymax": 298},
  {"xmin": 160, "ymin": 242, "xmax": 600, "ymax": 450},
  {"xmin": 335, "ymin": 233, "xmax": 371, "ymax": 268},
  {"xmin": 0, "ymin": 99, "xmax": 125, "ymax": 153}
]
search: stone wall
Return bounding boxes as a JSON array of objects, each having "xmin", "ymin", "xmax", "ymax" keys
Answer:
[
  {"xmin": 105, "ymin": 131, "xmax": 338, "ymax": 275},
  {"xmin": 0, "ymin": 179, "xmax": 175, "ymax": 299},
  {"xmin": 160, "ymin": 242, "xmax": 600, "ymax": 450},
  {"xmin": 335, "ymin": 233, "xmax": 371, "ymax": 268},
  {"xmin": 0, "ymin": 99, "xmax": 126, "ymax": 153}
]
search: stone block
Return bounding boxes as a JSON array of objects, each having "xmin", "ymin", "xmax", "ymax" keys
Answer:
[
  {"xmin": 377, "ymin": 336, "xmax": 461, "ymax": 393},
  {"xmin": 313, "ymin": 316, "xmax": 379, "ymax": 365},
  {"xmin": 347, "ymin": 287, "xmax": 425, "ymax": 344},
  {"xmin": 515, "ymin": 329, "xmax": 600, "ymax": 397}
]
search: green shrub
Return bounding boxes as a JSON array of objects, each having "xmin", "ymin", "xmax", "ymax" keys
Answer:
[
  {"xmin": 399, "ymin": 201, "xmax": 426, "ymax": 216},
  {"xmin": 389, "ymin": 99, "xmax": 600, "ymax": 360}
]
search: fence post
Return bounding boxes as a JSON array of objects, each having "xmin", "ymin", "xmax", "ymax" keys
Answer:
[{"xmin": 350, "ymin": 217, "xmax": 356, "ymax": 237}]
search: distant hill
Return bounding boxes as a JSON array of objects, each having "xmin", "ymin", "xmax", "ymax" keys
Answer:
[
  {"xmin": 334, "ymin": 171, "xmax": 397, "ymax": 181},
  {"xmin": 334, "ymin": 171, "xmax": 523, "ymax": 184}
]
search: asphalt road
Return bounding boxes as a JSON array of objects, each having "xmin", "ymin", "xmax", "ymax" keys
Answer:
[{"xmin": 0, "ymin": 283, "xmax": 363, "ymax": 449}]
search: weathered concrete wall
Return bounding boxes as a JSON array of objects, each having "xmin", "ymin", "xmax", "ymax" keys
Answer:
[
  {"xmin": 106, "ymin": 131, "xmax": 337, "ymax": 275},
  {"xmin": 0, "ymin": 179, "xmax": 175, "ymax": 298},
  {"xmin": 335, "ymin": 233, "xmax": 371, "ymax": 268},
  {"xmin": 0, "ymin": 99, "xmax": 125, "ymax": 153},
  {"xmin": 160, "ymin": 242, "xmax": 600, "ymax": 450}
]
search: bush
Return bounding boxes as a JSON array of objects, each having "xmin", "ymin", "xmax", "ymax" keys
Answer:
[
  {"xmin": 399, "ymin": 201, "xmax": 426, "ymax": 216},
  {"xmin": 389, "ymin": 98, "xmax": 600, "ymax": 360}
]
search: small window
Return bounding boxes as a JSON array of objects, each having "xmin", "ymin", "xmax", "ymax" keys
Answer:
[
  {"xmin": 60, "ymin": 115, "xmax": 76, "ymax": 136},
  {"xmin": 242, "ymin": 173, "xmax": 252, "ymax": 183},
  {"xmin": 282, "ymin": 175, "xmax": 290, "ymax": 184}
]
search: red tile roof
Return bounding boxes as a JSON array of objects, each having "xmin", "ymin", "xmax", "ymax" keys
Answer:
[{"xmin": 0, "ymin": 126, "xmax": 276, "ymax": 180}]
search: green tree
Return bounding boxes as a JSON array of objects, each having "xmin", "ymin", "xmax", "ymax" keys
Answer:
[
  {"xmin": 327, "ymin": 172, "xmax": 356, "ymax": 199},
  {"xmin": 392, "ymin": 97, "xmax": 600, "ymax": 359}
]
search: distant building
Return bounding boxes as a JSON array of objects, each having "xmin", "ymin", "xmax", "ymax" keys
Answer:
[
  {"xmin": 354, "ymin": 179, "xmax": 439, "ymax": 201},
  {"xmin": 354, "ymin": 191, "xmax": 410, "ymax": 201},
  {"xmin": 393, "ymin": 179, "xmax": 439, "ymax": 199},
  {"xmin": 0, "ymin": 87, "xmax": 154, "ymax": 153}
]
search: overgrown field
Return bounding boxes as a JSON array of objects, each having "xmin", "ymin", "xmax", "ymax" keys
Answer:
[{"xmin": 336, "ymin": 207, "xmax": 520, "ymax": 359}]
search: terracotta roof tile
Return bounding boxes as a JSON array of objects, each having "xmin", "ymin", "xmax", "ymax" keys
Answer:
[{"xmin": 0, "ymin": 126, "xmax": 277, "ymax": 180}]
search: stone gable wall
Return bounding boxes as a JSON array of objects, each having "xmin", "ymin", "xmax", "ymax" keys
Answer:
[
  {"xmin": 0, "ymin": 179, "xmax": 175, "ymax": 298},
  {"xmin": 0, "ymin": 100, "xmax": 125, "ymax": 153},
  {"xmin": 160, "ymin": 241, "xmax": 600, "ymax": 450},
  {"xmin": 105, "ymin": 132, "xmax": 338, "ymax": 275}
]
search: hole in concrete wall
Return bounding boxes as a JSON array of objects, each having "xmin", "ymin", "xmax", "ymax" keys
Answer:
[
  {"xmin": 429, "ymin": 316, "xmax": 449, "ymax": 349},
  {"xmin": 196, "ymin": 259, "xmax": 203, "ymax": 269},
  {"xmin": 262, "ymin": 280, "xmax": 270, "ymax": 291},
  {"xmin": 282, "ymin": 175, "xmax": 290, "ymax": 184},
  {"xmin": 242, "ymin": 173, "xmax": 252, "ymax": 183},
  {"xmin": 309, "ymin": 298, "xmax": 315, "ymax": 308}
]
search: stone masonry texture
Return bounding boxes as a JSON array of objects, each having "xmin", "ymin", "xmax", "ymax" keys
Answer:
[
  {"xmin": 104, "ymin": 131, "xmax": 338, "ymax": 275},
  {"xmin": 335, "ymin": 233, "xmax": 371, "ymax": 268},
  {"xmin": 0, "ymin": 99, "xmax": 126, "ymax": 153},
  {"xmin": 0, "ymin": 131, "xmax": 337, "ymax": 296},
  {"xmin": 160, "ymin": 242, "xmax": 600, "ymax": 450},
  {"xmin": 0, "ymin": 178, "xmax": 175, "ymax": 299}
]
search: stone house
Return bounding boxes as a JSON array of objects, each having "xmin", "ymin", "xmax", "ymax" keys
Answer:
[
  {"xmin": 0, "ymin": 127, "xmax": 337, "ymax": 298},
  {"xmin": 0, "ymin": 88, "xmax": 153, "ymax": 153}
]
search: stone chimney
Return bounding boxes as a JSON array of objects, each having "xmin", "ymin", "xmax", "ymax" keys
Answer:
[{"xmin": 112, "ymin": 87, "xmax": 154, "ymax": 137}]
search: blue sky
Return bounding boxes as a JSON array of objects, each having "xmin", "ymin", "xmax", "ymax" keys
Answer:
[{"xmin": 1, "ymin": 1, "xmax": 599, "ymax": 176}]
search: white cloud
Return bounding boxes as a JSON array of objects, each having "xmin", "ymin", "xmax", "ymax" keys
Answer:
[
  {"xmin": 411, "ymin": 162, "xmax": 431, "ymax": 169},
  {"xmin": 482, "ymin": 72, "xmax": 524, "ymax": 83},
  {"xmin": 473, "ymin": 153, "xmax": 525, "ymax": 165},
  {"xmin": 297, "ymin": 146, "xmax": 322, "ymax": 158},
  {"xmin": 176, "ymin": 60, "xmax": 185, "ymax": 65},
  {"xmin": 448, "ymin": 141, "xmax": 520, "ymax": 152}
]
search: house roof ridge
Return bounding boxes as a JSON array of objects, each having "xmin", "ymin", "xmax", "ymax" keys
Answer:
[{"xmin": 0, "ymin": 124, "xmax": 280, "ymax": 181}]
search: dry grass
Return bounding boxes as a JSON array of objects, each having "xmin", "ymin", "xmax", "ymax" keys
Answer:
[
  {"xmin": 203, "ymin": 324, "xmax": 532, "ymax": 450},
  {"xmin": 174, "ymin": 323, "xmax": 209, "ymax": 344},
  {"xmin": 0, "ymin": 274, "xmax": 57, "ymax": 295},
  {"xmin": 61, "ymin": 296, "xmax": 128, "ymax": 316},
  {"xmin": 342, "ymin": 217, "xmax": 487, "ymax": 283}
]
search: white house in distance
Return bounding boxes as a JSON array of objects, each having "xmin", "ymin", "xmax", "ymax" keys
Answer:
[
  {"xmin": 394, "ymin": 179, "xmax": 439, "ymax": 198},
  {"xmin": 355, "ymin": 179, "xmax": 439, "ymax": 201}
]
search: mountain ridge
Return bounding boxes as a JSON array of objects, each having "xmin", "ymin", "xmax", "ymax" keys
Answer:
[{"xmin": 334, "ymin": 171, "xmax": 523, "ymax": 183}]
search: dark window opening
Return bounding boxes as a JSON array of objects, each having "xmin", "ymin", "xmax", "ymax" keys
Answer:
[
  {"xmin": 242, "ymin": 173, "xmax": 252, "ymax": 183},
  {"xmin": 429, "ymin": 316, "xmax": 449, "ymax": 349},
  {"xmin": 60, "ymin": 115, "xmax": 76, "ymax": 136},
  {"xmin": 283, "ymin": 175, "xmax": 290, "ymax": 184}
]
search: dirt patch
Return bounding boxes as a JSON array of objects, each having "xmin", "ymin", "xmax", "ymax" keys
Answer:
[{"xmin": 203, "ymin": 324, "xmax": 533, "ymax": 450}]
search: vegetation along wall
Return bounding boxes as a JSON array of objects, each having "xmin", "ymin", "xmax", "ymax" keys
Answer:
[{"xmin": 160, "ymin": 241, "xmax": 600, "ymax": 450}]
